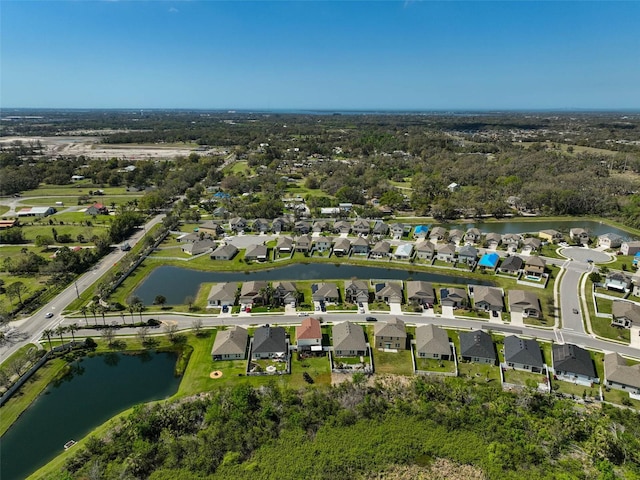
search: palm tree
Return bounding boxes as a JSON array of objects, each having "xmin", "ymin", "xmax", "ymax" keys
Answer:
[
  {"xmin": 80, "ymin": 306, "xmax": 89, "ymax": 327},
  {"xmin": 42, "ymin": 329, "xmax": 54, "ymax": 351},
  {"xmin": 135, "ymin": 302, "xmax": 144, "ymax": 321},
  {"xmin": 128, "ymin": 304, "xmax": 135, "ymax": 323},
  {"xmin": 68, "ymin": 323, "xmax": 79, "ymax": 343},
  {"xmin": 55, "ymin": 325, "xmax": 67, "ymax": 350},
  {"xmin": 89, "ymin": 303, "xmax": 98, "ymax": 325},
  {"xmin": 98, "ymin": 306, "xmax": 107, "ymax": 325}
]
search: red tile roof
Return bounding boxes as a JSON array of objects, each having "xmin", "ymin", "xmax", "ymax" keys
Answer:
[{"xmin": 296, "ymin": 317, "xmax": 322, "ymax": 340}]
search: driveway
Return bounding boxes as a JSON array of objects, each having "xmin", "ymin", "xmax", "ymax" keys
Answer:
[
  {"xmin": 631, "ymin": 326, "xmax": 640, "ymax": 349},
  {"xmin": 510, "ymin": 311, "xmax": 524, "ymax": 326},
  {"xmin": 441, "ymin": 306, "xmax": 455, "ymax": 318},
  {"xmin": 389, "ymin": 302, "xmax": 402, "ymax": 314}
]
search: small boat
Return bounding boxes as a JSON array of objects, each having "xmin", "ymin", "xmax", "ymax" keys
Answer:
[{"xmin": 63, "ymin": 440, "xmax": 77, "ymax": 450}]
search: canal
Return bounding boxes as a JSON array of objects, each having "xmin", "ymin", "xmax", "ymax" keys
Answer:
[{"xmin": 0, "ymin": 351, "xmax": 181, "ymax": 480}]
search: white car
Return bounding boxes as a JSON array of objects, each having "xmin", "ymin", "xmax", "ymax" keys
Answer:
[{"xmin": 45, "ymin": 312, "xmax": 54, "ymax": 319}]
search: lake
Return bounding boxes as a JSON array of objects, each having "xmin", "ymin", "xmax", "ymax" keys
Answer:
[
  {"xmin": 0, "ymin": 351, "xmax": 181, "ymax": 480},
  {"xmin": 134, "ymin": 264, "xmax": 493, "ymax": 305}
]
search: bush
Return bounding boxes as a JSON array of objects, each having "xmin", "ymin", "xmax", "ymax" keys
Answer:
[
  {"xmin": 147, "ymin": 318, "xmax": 161, "ymax": 327},
  {"xmin": 84, "ymin": 337, "xmax": 97, "ymax": 349}
]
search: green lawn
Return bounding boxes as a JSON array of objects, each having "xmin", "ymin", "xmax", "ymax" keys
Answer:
[
  {"xmin": 552, "ymin": 380, "xmax": 598, "ymax": 399},
  {"xmin": 585, "ymin": 280, "xmax": 630, "ymax": 342},
  {"xmin": 414, "ymin": 354, "xmax": 456, "ymax": 374},
  {"xmin": 602, "ymin": 255, "xmax": 636, "ymax": 270},
  {"xmin": 20, "ymin": 183, "xmax": 132, "ymax": 197},
  {"xmin": 457, "ymin": 361, "xmax": 501, "ymax": 384},
  {"xmin": 290, "ymin": 354, "xmax": 332, "ymax": 387},
  {"xmin": 503, "ymin": 368, "xmax": 547, "ymax": 388},
  {"xmin": 0, "ymin": 205, "xmax": 9, "ymax": 216},
  {"xmin": 21, "ymin": 195, "xmax": 141, "ymax": 207},
  {"xmin": 371, "ymin": 349, "xmax": 414, "ymax": 375},
  {"xmin": 602, "ymin": 388, "xmax": 640, "ymax": 410}
]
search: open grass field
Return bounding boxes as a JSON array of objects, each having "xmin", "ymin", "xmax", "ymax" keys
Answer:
[
  {"xmin": 503, "ymin": 368, "xmax": 546, "ymax": 388},
  {"xmin": 0, "ymin": 205, "xmax": 9, "ymax": 216},
  {"xmin": 223, "ymin": 160, "xmax": 253, "ymax": 176},
  {"xmin": 415, "ymin": 355, "xmax": 456, "ymax": 374},
  {"xmin": 21, "ymin": 195, "xmax": 141, "ymax": 207},
  {"xmin": 371, "ymin": 349, "xmax": 414, "ymax": 376},
  {"xmin": 20, "ymin": 183, "xmax": 132, "ymax": 197}
]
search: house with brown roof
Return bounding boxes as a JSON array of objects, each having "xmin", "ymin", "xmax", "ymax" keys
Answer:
[
  {"xmin": 207, "ymin": 282, "xmax": 237, "ymax": 307},
  {"xmin": 351, "ymin": 236, "xmax": 370, "ymax": 255},
  {"xmin": 569, "ymin": 228, "xmax": 590, "ymax": 245},
  {"xmin": 539, "ymin": 229, "xmax": 563, "ymax": 243},
  {"xmin": 524, "ymin": 256, "xmax": 546, "ymax": 278},
  {"xmin": 406, "ymin": 281, "xmax": 436, "ymax": 307},
  {"xmin": 311, "ymin": 282, "xmax": 340, "ymax": 303},
  {"xmin": 485, "ymin": 232, "xmax": 502, "ymax": 249},
  {"xmin": 199, "ymin": 220, "xmax": 224, "ymax": 237},
  {"xmin": 333, "ymin": 321, "xmax": 367, "ymax": 357},
  {"xmin": 621, "ymin": 241, "xmax": 640, "ymax": 256},
  {"xmin": 244, "ymin": 244, "xmax": 268, "ymax": 262},
  {"xmin": 509, "ymin": 290, "xmax": 542, "ymax": 318},
  {"xmin": 436, "ymin": 243, "xmax": 456, "ymax": 263},
  {"xmin": 415, "ymin": 241, "xmax": 435, "ymax": 260},
  {"xmin": 296, "ymin": 317, "xmax": 323, "ymax": 352},
  {"xmin": 181, "ymin": 238, "xmax": 216, "ymax": 256},
  {"xmin": 440, "ymin": 287, "xmax": 468, "ymax": 308},
  {"xmin": 375, "ymin": 282, "xmax": 403, "ymax": 304},
  {"xmin": 464, "ymin": 228, "xmax": 482, "ymax": 244},
  {"xmin": 332, "ymin": 237, "xmax": 351, "ymax": 256},
  {"xmin": 333, "ymin": 221, "xmax": 352, "ymax": 234},
  {"xmin": 352, "ymin": 218, "xmax": 371, "ymax": 235},
  {"xmin": 473, "ymin": 286, "xmax": 503, "ymax": 313},
  {"xmin": 429, "ymin": 226, "xmax": 447, "ymax": 243},
  {"xmin": 273, "ymin": 281, "xmax": 298, "ymax": 306},
  {"xmin": 240, "ymin": 281, "xmax": 268, "ymax": 305},
  {"xmin": 415, "ymin": 325, "xmax": 451, "ymax": 360},
  {"xmin": 448, "ymin": 229, "xmax": 464, "ymax": 245},
  {"xmin": 211, "ymin": 326, "xmax": 249, "ymax": 361},
  {"xmin": 276, "ymin": 236, "xmax": 294, "ymax": 254},
  {"xmin": 210, "ymin": 243, "xmax": 238, "ymax": 261},
  {"xmin": 294, "ymin": 234, "xmax": 313, "ymax": 253},
  {"xmin": 370, "ymin": 240, "xmax": 391, "ymax": 258},
  {"xmin": 522, "ymin": 237, "xmax": 542, "ymax": 252},
  {"xmin": 374, "ymin": 318, "xmax": 407, "ymax": 350},
  {"xmin": 345, "ymin": 280, "xmax": 369, "ymax": 304}
]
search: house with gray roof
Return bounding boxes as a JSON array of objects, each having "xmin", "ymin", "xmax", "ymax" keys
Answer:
[
  {"xmin": 499, "ymin": 255, "xmax": 524, "ymax": 274},
  {"xmin": 605, "ymin": 272, "xmax": 632, "ymax": 292},
  {"xmin": 436, "ymin": 243, "xmax": 456, "ymax": 263},
  {"xmin": 604, "ymin": 353, "xmax": 640, "ymax": 396},
  {"xmin": 272, "ymin": 217, "xmax": 291, "ymax": 233},
  {"xmin": 374, "ymin": 318, "xmax": 407, "ymax": 350},
  {"xmin": 244, "ymin": 244, "xmax": 268, "ymax": 262},
  {"xmin": 429, "ymin": 226, "xmax": 447, "ymax": 242},
  {"xmin": 294, "ymin": 220, "xmax": 312, "ymax": 234},
  {"xmin": 211, "ymin": 326, "xmax": 249, "ymax": 361},
  {"xmin": 351, "ymin": 236, "xmax": 370, "ymax": 255},
  {"xmin": 415, "ymin": 325, "xmax": 451, "ymax": 360},
  {"xmin": 312, "ymin": 237, "xmax": 333, "ymax": 252},
  {"xmin": 473, "ymin": 286, "xmax": 503, "ymax": 313},
  {"xmin": 621, "ymin": 241, "xmax": 640, "ymax": 256},
  {"xmin": 415, "ymin": 241, "xmax": 435, "ymax": 260},
  {"xmin": 311, "ymin": 282, "xmax": 340, "ymax": 303},
  {"xmin": 352, "ymin": 218, "xmax": 371, "ymax": 235},
  {"xmin": 332, "ymin": 237, "xmax": 351, "ymax": 256},
  {"xmin": 240, "ymin": 281, "xmax": 268, "ymax": 305},
  {"xmin": 569, "ymin": 228, "xmax": 590, "ymax": 245},
  {"xmin": 210, "ymin": 243, "xmax": 238, "ymax": 261},
  {"xmin": 251, "ymin": 326, "xmax": 288, "ymax": 360},
  {"xmin": 312, "ymin": 220, "xmax": 331, "ymax": 233},
  {"xmin": 464, "ymin": 228, "xmax": 482, "ymax": 244},
  {"xmin": 345, "ymin": 280, "xmax": 369, "ymax": 304},
  {"xmin": 448, "ymin": 229, "xmax": 464, "ymax": 245},
  {"xmin": 333, "ymin": 321, "xmax": 367, "ymax": 357},
  {"xmin": 509, "ymin": 290, "xmax": 542, "ymax": 318},
  {"xmin": 504, "ymin": 336, "xmax": 544, "ymax": 373},
  {"xmin": 181, "ymin": 238, "xmax": 216, "ymax": 256},
  {"xmin": 459, "ymin": 330, "xmax": 496, "ymax": 364},
  {"xmin": 522, "ymin": 237, "xmax": 542, "ymax": 252},
  {"xmin": 611, "ymin": 300, "xmax": 640, "ymax": 329},
  {"xmin": 375, "ymin": 282, "xmax": 403, "ymax": 304},
  {"xmin": 229, "ymin": 217, "xmax": 247, "ymax": 232},
  {"xmin": 294, "ymin": 234, "xmax": 313, "ymax": 253},
  {"xmin": 370, "ymin": 240, "xmax": 391, "ymax": 258},
  {"xmin": 276, "ymin": 236, "xmax": 294, "ymax": 254},
  {"xmin": 273, "ymin": 281, "xmax": 298, "ymax": 306},
  {"xmin": 457, "ymin": 245, "xmax": 478, "ymax": 265},
  {"xmin": 406, "ymin": 281, "xmax": 436, "ymax": 307},
  {"xmin": 252, "ymin": 218, "xmax": 271, "ymax": 233},
  {"xmin": 390, "ymin": 223, "xmax": 405, "ymax": 239},
  {"xmin": 440, "ymin": 287, "xmax": 468, "ymax": 308},
  {"xmin": 333, "ymin": 221, "xmax": 352, "ymax": 234},
  {"xmin": 502, "ymin": 233, "xmax": 522, "ymax": 251},
  {"xmin": 207, "ymin": 282, "xmax": 237, "ymax": 307},
  {"xmin": 552, "ymin": 344, "xmax": 599, "ymax": 385},
  {"xmin": 372, "ymin": 220, "xmax": 389, "ymax": 236}
]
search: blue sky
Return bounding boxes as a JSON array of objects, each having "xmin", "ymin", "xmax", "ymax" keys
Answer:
[{"xmin": 2, "ymin": 1, "xmax": 639, "ymax": 110}]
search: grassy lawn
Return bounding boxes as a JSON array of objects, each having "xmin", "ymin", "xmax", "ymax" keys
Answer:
[
  {"xmin": 539, "ymin": 244, "xmax": 566, "ymax": 259},
  {"xmin": 415, "ymin": 354, "xmax": 456, "ymax": 374},
  {"xmin": 22, "ymin": 195, "xmax": 141, "ymax": 207},
  {"xmin": 602, "ymin": 388, "xmax": 640, "ymax": 410},
  {"xmin": 0, "ymin": 205, "xmax": 9, "ymax": 216},
  {"xmin": 553, "ymin": 380, "xmax": 598, "ymax": 398},
  {"xmin": 224, "ymin": 160, "xmax": 253, "ymax": 176},
  {"xmin": 371, "ymin": 349, "xmax": 414, "ymax": 375},
  {"xmin": 369, "ymin": 301, "xmax": 390, "ymax": 312},
  {"xmin": 602, "ymin": 255, "xmax": 636, "ymax": 270},
  {"xmin": 147, "ymin": 246, "xmax": 193, "ymax": 259},
  {"xmin": 503, "ymin": 368, "xmax": 547, "ymax": 388},
  {"xmin": 20, "ymin": 183, "xmax": 132, "ymax": 197},
  {"xmin": 0, "ymin": 271, "xmax": 53, "ymax": 311},
  {"xmin": 594, "ymin": 287, "xmax": 626, "ymax": 299},
  {"xmin": 585, "ymin": 280, "xmax": 630, "ymax": 342},
  {"xmin": 457, "ymin": 361, "xmax": 501, "ymax": 384},
  {"xmin": 595, "ymin": 297, "xmax": 613, "ymax": 314},
  {"xmin": 290, "ymin": 354, "xmax": 332, "ymax": 387}
]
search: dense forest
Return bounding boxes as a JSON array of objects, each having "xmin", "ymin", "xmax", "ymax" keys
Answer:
[{"xmin": 44, "ymin": 377, "xmax": 640, "ymax": 480}]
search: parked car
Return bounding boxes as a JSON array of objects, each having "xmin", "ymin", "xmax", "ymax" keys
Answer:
[
  {"xmin": 359, "ymin": 308, "xmax": 365, "ymax": 314},
  {"xmin": 358, "ymin": 302, "xmax": 363, "ymax": 308},
  {"xmin": 222, "ymin": 305, "xmax": 229, "ymax": 313},
  {"xmin": 492, "ymin": 310, "xmax": 499, "ymax": 318},
  {"xmin": 365, "ymin": 316, "xmax": 377, "ymax": 322}
]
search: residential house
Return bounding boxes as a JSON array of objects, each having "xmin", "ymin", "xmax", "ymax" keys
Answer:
[
  {"xmin": 273, "ymin": 281, "xmax": 298, "ymax": 306},
  {"xmin": 633, "ymin": 272, "xmax": 640, "ymax": 296},
  {"xmin": 211, "ymin": 326, "xmax": 249, "ymax": 360},
  {"xmin": 85, "ymin": 203, "xmax": 109, "ymax": 216},
  {"xmin": 390, "ymin": 223, "xmax": 405, "ymax": 240},
  {"xmin": 312, "ymin": 237, "xmax": 333, "ymax": 253},
  {"xmin": 457, "ymin": 245, "xmax": 478, "ymax": 265},
  {"xmin": 177, "ymin": 232, "xmax": 201, "ymax": 243},
  {"xmin": 611, "ymin": 300, "xmax": 640, "ymax": 329},
  {"xmin": 374, "ymin": 318, "xmax": 407, "ymax": 350},
  {"xmin": 569, "ymin": 228, "xmax": 590, "ymax": 245},
  {"xmin": 598, "ymin": 233, "xmax": 623, "ymax": 249},
  {"xmin": 604, "ymin": 272, "xmax": 632, "ymax": 292},
  {"xmin": 459, "ymin": 330, "xmax": 496, "ymax": 364},
  {"xmin": 312, "ymin": 220, "xmax": 331, "ymax": 233},
  {"xmin": 244, "ymin": 244, "xmax": 268, "ymax": 262},
  {"xmin": 296, "ymin": 317, "xmax": 323, "ymax": 353},
  {"xmin": 207, "ymin": 282, "xmax": 237, "ymax": 307},
  {"xmin": 372, "ymin": 220, "xmax": 389, "ymax": 237},
  {"xmin": 502, "ymin": 233, "xmax": 522, "ymax": 251},
  {"xmin": 499, "ymin": 255, "xmax": 524, "ymax": 274},
  {"xmin": 393, "ymin": 243, "xmax": 413, "ymax": 260},
  {"xmin": 181, "ymin": 238, "xmax": 215, "ymax": 256},
  {"xmin": 504, "ymin": 336, "xmax": 544, "ymax": 373},
  {"xmin": 478, "ymin": 252, "xmax": 500, "ymax": 270},
  {"xmin": 212, "ymin": 206, "xmax": 228, "ymax": 218},
  {"xmin": 440, "ymin": 287, "xmax": 468, "ymax": 308},
  {"xmin": 448, "ymin": 229, "xmax": 464, "ymax": 245},
  {"xmin": 604, "ymin": 353, "xmax": 640, "ymax": 395},
  {"xmin": 311, "ymin": 282, "xmax": 340, "ymax": 303},
  {"xmin": 333, "ymin": 321, "xmax": 367, "ymax": 357},
  {"xmin": 294, "ymin": 220, "xmax": 312, "ymax": 234},
  {"xmin": 332, "ymin": 237, "xmax": 351, "ymax": 256},
  {"xmin": 229, "ymin": 217, "xmax": 247, "ymax": 232},
  {"xmin": 415, "ymin": 241, "xmax": 435, "ymax": 260},
  {"xmin": 429, "ymin": 226, "xmax": 447, "ymax": 243},
  {"xmin": 375, "ymin": 282, "xmax": 403, "ymax": 304},
  {"xmin": 294, "ymin": 234, "xmax": 313, "ymax": 253},
  {"xmin": 620, "ymin": 241, "xmax": 640, "ymax": 256},
  {"xmin": 251, "ymin": 326, "xmax": 288, "ymax": 360},
  {"xmin": 415, "ymin": 325, "xmax": 452, "ymax": 360},
  {"xmin": 485, "ymin": 232, "xmax": 502, "ymax": 249},
  {"xmin": 276, "ymin": 236, "xmax": 294, "ymax": 255},
  {"xmin": 210, "ymin": 244, "xmax": 238, "ymax": 261},
  {"xmin": 333, "ymin": 221, "xmax": 352, "ymax": 234},
  {"xmin": 199, "ymin": 220, "xmax": 224, "ymax": 237},
  {"xmin": 351, "ymin": 236, "xmax": 370, "ymax": 255},
  {"xmin": 473, "ymin": 286, "xmax": 503, "ymax": 313},
  {"xmin": 252, "ymin": 218, "xmax": 271, "ymax": 233},
  {"xmin": 406, "ymin": 281, "xmax": 436, "ymax": 307},
  {"xmin": 345, "ymin": 280, "xmax": 369, "ymax": 304},
  {"xmin": 539, "ymin": 229, "xmax": 564, "ymax": 243},
  {"xmin": 240, "ymin": 281, "xmax": 268, "ymax": 305},
  {"xmin": 509, "ymin": 290, "xmax": 542, "ymax": 318},
  {"xmin": 17, "ymin": 206, "xmax": 55, "ymax": 218},
  {"xmin": 464, "ymin": 228, "xmax": 482, "ymax": 244},
  {"xmin": 352, "ymin": 218, "xmax": 371, "ymax": 235},
  {"xmin": 552, "ymin": 344, "xmax": 599, "ymax": 385},
  {"xmin": 370, "ymin": 240, "xmax": 391, "ymax": 259},
  {"xmin": 272, "ymin": 217, "xmax": 291, "ymax": 233},
  {"xmin": 524, "ymin": 256, "xmax": 546, "ymax": 278},
  {"xmin": 413, "ymin": 225, "xmax": 430, "ymax": 239},
  {"xmin": 436, "ymin": 243, "xmax": 456, "ymax": 263},
  {"xmin": 522, "ymin": 237, "xmax": 542, "ymax": 252}
]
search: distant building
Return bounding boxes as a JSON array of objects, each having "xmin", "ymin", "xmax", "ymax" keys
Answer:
[{"xmin": 17, "ymin": 206, "xmax": 55, "ymax": 218}]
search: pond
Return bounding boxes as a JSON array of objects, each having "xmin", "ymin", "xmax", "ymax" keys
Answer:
[
  {"xmin": 134, "ymin": 264, "xmax": 494, "ymax": 305},
  {"xmin": 0, "ymin": 351, "xmax": 181, "ymax": 480},
  {"xmin": 442, "ymin": 220, "xmax": 637, "ymax": 239}
]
